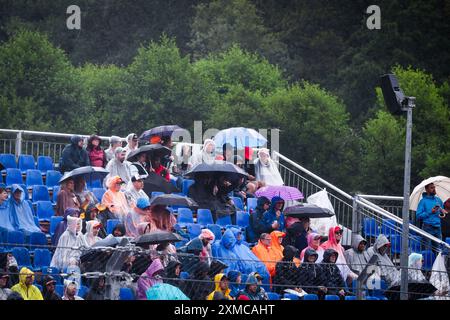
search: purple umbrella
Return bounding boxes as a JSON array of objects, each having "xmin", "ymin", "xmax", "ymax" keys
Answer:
[{"xmin": 255, "ymin": 185, "xmax": 303, "ymax": 201}]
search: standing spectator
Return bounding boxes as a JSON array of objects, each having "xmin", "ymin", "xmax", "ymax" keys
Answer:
[
  {"xmin": 125, "ymin": 175, "xmax": 149, "ymax": 208},
  {"xmin": 11, "ymin": 267, "xmax": 43, "ymax": 300},
  {"xmin": 263, "ymin": 196, "xmax": 285, "ymax": 231},
  {"xmin": 254, "ymin": 148, "xmax": 284, "ymax": 186},
  {"xmin": 86, "ymin": 135, "xmax": 107, "ymax": 168},
  {"xmin": 9, "ymin": 184, "xmax": 41, "ymax": 234},
  {"xmin": 0, "ymin": 272, "xmax": 12, "ymax": 300},
  {"xmin": 105, "ymin": 136, "xmax": 122, "ymax": 162},
  {"xmin": 344, "ymin": 234, "xmax": 371, "ymax": 275},
  {"xmin": 442, "ymin": 198, "xmax": 450, "ymax": 240},
  {"xmin": 60, "ymin": 135, "xmax": 90, "ymax": 173},
  {"xmin": 416, "ymin": 183, "xmax": 447, "ymax": 241},
  {"xmin": 123, "ymin": 133, "xmax": 139, "ymax": 158},
  {"xmin": 41, "ymin": 275, "xmax": 61, "ymax": 300},
  {"xmin": 102, "ymin": 176, "xmax": 130, "ymax": 222},
  {"xmin": 62, "ymin": 280, "xmax": 84, "ymax": 300},
  {"xmin": 105, "ymin": 147, "xmax": 132, "ymax": 185},
  {"xmin": 0, "ymin": 187, "xmax": 15, "ymax": 233},
  {"xmin": 207, "ymin": 274, "xmax": 232, "ymax": 300},
  {"xmin": 222, "ymin": 143, "xmax": 234, "ymax": 163},
  {"xmin": 247, "ymin": 196, "xmax": 274, "ymax": 243},
  {"xmin": 273, "ymin": 245, "xmax": 301, "ymax": 294},
  {"xmin": 56, "ymin": 178, "xmax": 80, "ymax": 216},
  {"xmin": 137, "ymin": 258, "xmax": 164, "ymax": 300},
  {"xmin": 300, "ymin": 232, "xmax": 325, "ymax": 262}
]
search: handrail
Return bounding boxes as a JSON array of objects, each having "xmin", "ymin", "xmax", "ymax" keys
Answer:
[
  {"xmin": 358, "ymin": 194, "xmax": 404, "ymax": 201},
  {"xmin": 0, "ymin": 129, "xmax": 123, "ymax": 141}
]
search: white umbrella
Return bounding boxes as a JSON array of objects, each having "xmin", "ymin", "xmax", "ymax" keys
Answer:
[{"xmin": 409, "ymin": 176, "xmax": 450, "ymax": 211}]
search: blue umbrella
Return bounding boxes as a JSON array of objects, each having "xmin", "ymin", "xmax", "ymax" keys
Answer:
[
  {"xmin": 213, "ymin": 127, "xmax": 267, "ymax": 148},
  {"xmin": 146, "ymin": 283, "xmax": 190, "ymax": 300}
]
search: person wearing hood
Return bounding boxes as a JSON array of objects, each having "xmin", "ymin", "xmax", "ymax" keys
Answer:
[
  {"xmin": 239, "ymin": 274, "xmax": 267, "ymax": 300},
  {"xmin": 366, "ymin": 234, "xmax": 400, "ymax": 287},
  {"xmin": 41, "ymin": 275, "xmax": 61, "ymax": 300},
  {"xmin": 189, "ymin": 139, "xmax": 216, "ymax": 167},
  {"xmin": 416, "ymin": 183, "xmax": 447, "ymax": 241},
  {"xmin": 0, "ymin": 272, "xmax": 13, "ymax": 300},
  {"xmin": 8, "ymin": 184, "xmax": 41, "ymax": 234},
  {"xmin": 196, "ymin": 228, "xmax": 215, "ymax": 266},
  {"xmin": 0, "ymin": 187, "xmax": 15, "ymax": 234},
  {"xmin": 81, "ymin": 220, "xmax": 102, "ymax": 247},
  {"xmin": 318, "ymin": 249, "xmax": 347, "ymax": 299},
  {"xmin": 137, "ymin": 258, "xmax": 165, "ymax": 300},
  {"xmin": 86, "ymin": 135, "xmax": 107, "ymax": 168},
  {"xmin": 298, "ymin": 248, "xmax": 324, "ymax": 296},
  {"xmin": 247, "ymin": 196, "xmax": 274, "ymax": 243},
  {"xmin": 273, "ymin": 245, "xmax": 301, "ymax": 294},
  {"xmin": 50, "ymin": 215, "xmax": 84, "ymax": 270},
  {"xmin": 408, "ymin": 253, "xmax": 427, "ymax": 282},
  {"xmin": 207, "ymin": 273, "xmax": 233, "ymax": 300},
  {"xmin": 300, "ymin": 232, "xmax": 325, "ymax": 263},
  {"xmin": 85, "ymin": 276, "xmax": 106, "ymax": 300},
  {"xmin": 344, "ymin": 234, "xmax": 371, "ymax": 275},
  {"xmin": 270, "ymin": 230, "xmax": 286, "ymax": 261},
  {"xmin": 125, "ymin": 197, "xmax": 152, "ymax": 238},
  {"xmin": 60, "ymin": 135, "xmax": 90, "ymax": 173},
  {"xmin": 102, "ymin": 176, "xmax": 130, "ymax": 222},
  {"xmin": 125, "ymin": 174, "xmax": 149, "ymax": 208},
  {"xmin": 11, "ymin": 267, "xmax": 43, "ymax": 300},
  {"xmin": 185, "ymin": 261, "xmax": 214, "ymax": 300},
  {"xmin": 263, "ymin": 196, "xmax": 285, "ymax": 231},
  {"xmin": 112, "ymin": 223, "xmax": 126, "ymax": 237},
  {"xmin": 62, "ymin": 280, "xmax": 84, "ymax": 300},
  {"xmin": 227, "ymin": 270, "xmax": 241, "ymax": 299},
  {"xmin": 321, "ymin": 226, "xmax": 357, "ymax": 282},
  {"xmin": 105, "ymin": 147, "xmax": 132, "ymax": 186},
  {"xmin": 165, "ymin": 260, "xmax": 187, "ymax": 294},
  {"xmin": 105, "ymin": 135, "xmax": 122, "ymax": 162},
  {"xmin": 215, "ymin": 229, "xmax": 243, "ymax": 273},
  {"xmin": 56, "ymin": 178, "xmax": 81, "ymax": 216},
  {"xmin": 52, "ymin": 207, "xmax": 81, "ymax": 246},
  {"xmin": 284, "ymin": 218, "xmax": 312, "ymax": 254},
  {"xmin": 254, "ymin": 148, "xmax": 284, "ymax": 186},
  {"xmin": 252, "ymin": 233, "xmax": 283, "ymax": 278},
  {"xmin": 123, "ymin": 133, "xmax": 139, "ymax": 158}
]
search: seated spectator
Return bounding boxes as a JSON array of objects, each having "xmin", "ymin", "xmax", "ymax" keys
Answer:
[
  {"xmin": 112, "ymin": 223, "xmax": 126, "ymax": 237},
  {"xmin": 247, "ymin": 196, "xmax": 274, "ymax": 243},
  {"xmin": 125, "ymin": 197, "xmax": 152, "ymax": 238},
  {"xmin": 8, "ymin": 184, "xmax": 41, "ymax": 234},
  {"xmin": 298, "ymin": 248, "xmax": 324, "ymax": 296},
  {"xmin": 156, "ymin": 241, "xmax": 178, "ymax": 268},
  {"xmin": 0, "ymin": 272, "xmax": 12, "ymax": 300},
  {"xmin": 198, "ymin": 229, "xmax": 215, "ymax": 266},
  {"xmin": 252, "ymin": 233, "xmax": 282, "ymax": 278},
  {"xmin": 56, "ymin": 178, "xmax": 81, "ymax": 216},
  {"xmin": 86, "ymin": 135, "xmax": 107, "ymax": 168},
  {"xmin": 263, "ymin": 196, "xmax": 285, "ymax": 232},
  {"xmin": 238, "ymin": 274, "xmax": 268, "ymax": 300},
  {"xmin": 150, "ymin": 156, "xmax": 170, "ymax": 182},
  {"xmin": 123, "ymin": 133, "xmax": 139, "ymax": 158},
  {"xmin": 125, "ymin": 175, "xmax": 149, "ymax": 208},
  {"xmin": 254, "ymin": 148, "xmax": 284, "ymax": 186},
  {"xmin": 74, "ymin": 177, "xmax": 98, "ymax": 211},
  {"xmin": 189, "ymin": 139, "xmax": 216, "ymax": 167},
  {"xmin": 408, "ymin": 253, "xmax": 427, "ymax": 282},
  {"xmin": 149, "ymin": 204, "xmax": 176, "ymax": 232},
  {"xmin": 0, "ymin": 187, "xmax": 15, "ymax": 233},
  {"xmin": 41, "ymin": 275, "xmax": 61, "ymax": 300},
  {"xmin": 234, "ymin": 156, "xmax": 257, "ymax": 196},
  {"xmin": 208, "ymin": 260, "xmax": 229, "ymax": 279},
  {"xmin": 344, "ymin": 234, "xmax": 370, "ymax": 275},
  {"xmin": 81, "ymin": 203, "xmax": 107, "ymax": 238},
  {"xmin": 159, "ymin": 135, "xmax": 175, "ymax": 169},
  {"xmin": 105, "ymin": 147, "xmax": 132, "ymax": 185},
  {"xmin": 318, "ymin": 249, "xmax": 347, "ymax": 300},
  {"xmin": 102, "ymin": 176, "xmax": 130, "ymax": 222},
  {"xmin": 81, "ymin": 220, "xmax": 102, "ymax": 247},
  {"xmin": 270, "ymin": 230, "xmax": 286, "ymax": 261},
  {"xmin": 85, "ymin": 276, "xmax": 106, "ymax": 300},
  {"xmin": 11, "ymin": 267, "xmax": 43, "ymax": 300},
  {"xmin": 105, "ymin": 136, "xmax": 122, "ymax": 162},
  {"xmin": 50, "ymin": 216, "xmax": 84, "ymax": 270},
  {"xmin": 129, "ymin": 153, "xmax": 149, "ymax": 178},
  {"xmin": 300, "ymin": 232, "xmax": 325, "ymax": 262},
  {"xmin": 184, "ymin": 261, "xmax": 213, "ymax": 300},
  {"xmin": 137, "ymin": 258, "xmax": 164, "ymax": 300},
  {"xmin": 164, "ymin": 260, "xmax": 184, "ymax": 290},
  {"xmin": 273, "ymin": 245, "xmax": 301, "ymax": 294},
  {"xmin": 52, "ymin": 208, "xmax": 81, "ymax": 246},
  {"xmin": 366, "ymin": 234, "xmax": 400, "ymax": 287},
  {"xmin": 62, "ymin": 280, "xmax": 84, "ymax": 300},
  {"xmin": 207, "ymin": 273, "xmax": 233, "ymax": 300},
  {"xmin": 227, "ymin": 270, "xmax": 242, "ymax": 299},
  {"xmin": 59, "ymin": 135, "xmax": 90, "ymax": 173}
]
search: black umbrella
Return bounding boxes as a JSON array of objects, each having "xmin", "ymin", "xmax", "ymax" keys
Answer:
[
  {"xmin": 149, "ymin": 193, "xmax": 198, "ymax": 208},
  {"xmin": 59, "ymin": 166, "xmax": 109, "ymax": 183},
  {"xmin": 91, "ymin": 234, "xmax": 121, "ymax": 247},
  {"xmin": 127, "ymin": 144, "xmax": 172, "ymax": 162},
  {"xmin": 283, "ymin": 204, "xmax": 335, "ymax": 218},
  {"xmin": 385, "ymin": 281, "xmax": 437, "ymax": 300},
  {"xmin": 140, "ymin": 125, "xmax": 183, "ymax": 141},
  {"xmin": 143, "ymin": 172, "xmax": 180, "ymax": 195},
  {"xmin": 184, "ymin": 160, "xmax": 248, "ymax": 179},
  {"xmin": 135, "ymin": 230, "xmax": 183, "ymax": 247},
  {"xmin": 208, "ymin": 259, "xmax": 229, "ymax": 278}
]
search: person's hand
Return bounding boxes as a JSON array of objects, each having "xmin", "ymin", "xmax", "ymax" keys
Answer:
[
  {"xmin": 432, "ymin": 205, "xmax": 440, "ymax": 213},
  {"xmin": 239, "ymin": 191, "xmax": 246, "ymax": 199},
  {"xmin": 276, "ymin": 210, "xmax": 281, "ymax": 218},
  {"xmin": 229, "ymin": 199, "xmax": 235, "ymax": 206},
  {"xmin": 294, "ymin": 287, "xmax": 303, "ymax": 293},
  {"xmin": 224, "ymin": 180, "xmax": 232, "ymax": 187},
  {"xmin": 213, "ymin": 185, "xmax": 218, "ymax": 196},
  {"xmin": 339, "ymin": 289, "xmax": 346, "ymax": 296},
  {"xmin": 272, "ymin": 221, "xmax": 279, "ymax": 229}
]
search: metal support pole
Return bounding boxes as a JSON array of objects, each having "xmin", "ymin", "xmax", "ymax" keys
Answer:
[
  {"xmin": 400, "ymin": 97, "xmax": 414, "ymax": 300},
  {"xmin": 352, "ymin": 195, "xmax": 361, "ymax": 237}
]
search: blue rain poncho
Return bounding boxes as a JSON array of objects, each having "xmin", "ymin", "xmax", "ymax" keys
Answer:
[
  {"xmin": 0, "ymin": 195, "xmax": 15, "ymax": 232},
  {"xmin": 9, "ymin": 184, "xmax": 41, "ymax": 234}
]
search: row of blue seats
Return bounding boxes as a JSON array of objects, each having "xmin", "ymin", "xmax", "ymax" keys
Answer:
[
  {"xmin": 0, "ymin": 154, "xmax": 54, "ymax": 175},
  {"xmin": 1, "ymin": 168, "xmax": 62, "ymax": 190},
  {"xmin": 0, "ymin": 230, "xmax": 48, "ymax": 250}
]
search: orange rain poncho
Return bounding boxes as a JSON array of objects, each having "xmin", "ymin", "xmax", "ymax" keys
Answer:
[
  {"xmin": 252, "ymin": 236, "xmax": 281, "ymax": 278},
  {"xmin": 102, "ymin": 176, "xmax": 130, "ymax": 221}
]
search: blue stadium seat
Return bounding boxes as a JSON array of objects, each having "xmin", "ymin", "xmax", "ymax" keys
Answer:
[
  {"xmin": 236, "ymin": 211, "xmax": 250, "ymax": 228},
  {"xmin": 18, "ymin": 155, "xmax": 36, "ymax": 173},
  {"xmin": 37, "ymin": 156, "xmax": 54, "ymax": 175},
  {"xmin": 182, "ymin": 179, "xmax": 195, "ymax": 196},
  {"xmin": 52, "ymin": 186, "xmax": 60, "ymax": 204},
  {"xmin": 106, "ymin": 219, "xmax": 121, "ymax": 235},
  {"xmin": 381, "ymin": 219, "xmax": 399, "ymax": 238},
  {"xmin": 366, "ymin": 296, "xmax": 379, "ymax": 300},
  {"xmin": 303, "ymin": 294, "xmax": 319, "ymax": 300},
  {"xmin": 345, "ymin": 295, "xmax": 357, "ymax": 300},
  {"xmin": 284, "ymin": 293, "xmax": 299, "ymax": 300},
  {"xmin": 390, "ymin": 234, "xmax": 402, "ymax": 254},
  {"xmin": 92, "ymin": 188, "xmax": 106, "ymax": 202},
  {"xmin": 151, "ymin": 191, "xmax": 164, "ymax": 198},
  {"xmin": 32, "ymin": 185, "xmax": 50, "ymax": 203},
  {"xmin": 206, "ymin": 224, "xmax": 223, "ymax": 241},
  {"xmin": 6, "ymin": 231, "xmax": 25, "ymax": 248},
  {"xmin": 197, "ymin": 209, "xmax": 214, "ymax": 226},
  {"xmin": 409, "ymin": 236, "xmax": 422, "ymax": 253},
  {"xmin": 6, "ymin": 168, "xmax": 23, "ymax": 186},
  {"xmin": 19, "ymin": 184, "xmax": 30, "ymax": 200},
  {"xmin": 45, "ymin": 170, "xmax": 62, "ymax": 190},
  {"xmin": 187, "ymin": 223, "xmax": 202, "ymax": 240},
  {"xmin": 247, "ymin": 197, "xmax": 257, "ymax": 213},
  {"xmin": 119, "ymin": 287, "xmax": 135, "ymax": 300},
  {"xmin": 25, "ymin": 169, "xmax": 44, "ymax": 188},
  {"xmin": 29, "ymin": 232, "xmax": 47, "ymax": 249},
  {"xmin": 50, "ymin": 216, "xmax": 64, "ymax": 236},
  {"xmin": 325, "ymin": 294, "xmax": 340, "ymax": 300},
  {"xmin": 34, "ymin": 249, "xmax": 52, "ymax": 269},
  {"xmin": 0, "ymin": 154, "xmax": 17, "ymax": 173},
  {"xmin": 87, "ymin": 178, "xmax": 102, "ymax": 190},
  {"xmin": 44, "ymin": 267, "xmax": 62, "ymax": 284},
  {"xmin": 421, "ymin": 250, "xmax": 436, "ymax": 271},
  {"xmin": 36, "ymin": 200, "xmax": 54, "ymax": 221},
  {"xmin": 267, "ymin": 292, "xmax": 280, "ymax": 300},
  {"xmin": 216, "ymin": 215, "xmax": 232, "ymax": 227},
  {"xmin": 363, "ymin": 218, "xmax": 380, "ymax": 238},
  {"xmin": 446, "ymin": 237, "xmax": 450, "ymax": 246},
  {"xmin": 231, "ymin": 197, "xmax": 244, "ymax": 211},
  {"xmin": 12, "ymin": 247, "xmax": 32, "ymax": 268},
  {"xmin": 78, "ymin": 285, "xmax": 88, "ymax": 299},
  {"xmin": 180, "ymin": 271, "xmax": 190, "ymax": 279},
  {"xmin": 177, "ymin": 208, "xmax": 194, "ymax": 224},
  {"xmin": 55, "ymin": 284, "xmax": 64, "ymax": 296}
]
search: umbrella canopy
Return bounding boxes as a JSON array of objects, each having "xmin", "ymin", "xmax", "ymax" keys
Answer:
[
  {"xmin": 386, "ymin": 281, "xmax": 437, "ymax": 300},
  {"xmin": 410, "ymin": 176, "xmax": 450, "ymax": 211},
  {"xmin": 255, "ymin": 185, "xmax": 304, "ymax": 201},
  {"xmin": 59, "ymin": 166, "xmax": 109, "ymax": 183},
  {"xmin": 146, "ymin": 283, "xmax": 190, "ymax": 300},
  {"xmin": 139, "ymin": 125, "xmax": 183, "ymax": 141},
  {"xmin": 213, "ymin": 127, "xmax": 267, "ymax": 148},
  {"xmin": 91, "ymin": 234, "xmax": 121, "ymax": 248},
  {"xmin": 149, "ymin": 193, "xmax": 198, "ymax": 208},
  {"xmin": 135, "ymin": 230, "xmax": 183, "ymax": 247},
  {"xmin": 126, "ymin": 144, "xmax": 172, "ymax": 162},
  {"xmin": 184, "ymin": 160, "xmax": 248, "ymax": 179},
  {"xmin": 143, "ymin": 172, "xmax": 180, "ymax": 195},
  {"xmin": 284, "ymin": 204, "xmax": 334, "ymax": 218}
]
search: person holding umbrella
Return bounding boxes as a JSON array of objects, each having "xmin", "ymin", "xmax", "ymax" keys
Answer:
[{"xmin": 56, "ymin": 178, "xmax": 81, "ymax": 216}]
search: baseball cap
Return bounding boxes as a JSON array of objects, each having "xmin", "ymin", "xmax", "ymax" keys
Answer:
[
  {"xmin": 136, "ymin": 197, "xmax": 151, "ymax": 209},
  {"xmin": 110, "ymin": 136, "xmax": 121, "ymax": 144}
]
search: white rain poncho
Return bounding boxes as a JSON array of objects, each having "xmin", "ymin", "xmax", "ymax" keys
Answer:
[
  {"xmin": 408, "ymin": 253, "xmax": 427, "ymax": 282},
  {"xmin": 429, "ymin": 252, "xmax": 450, "ymax": 299},
  {"xmin": 254, "ymin": 148, "xmax": 284, "ymax": 186},
  {"xmin": 306, "ymin": 189, "xmax": 338, "ymax": 237},
  {"xmin": 189, "ymin": 139, "xmax": 216, "ymax": 167},
  {"xmin": 124, "ymin": 183, "xmax": 149, "ymax": 208},
  {"xmin": 81, "ymin": 220, "xmax": 102, "ymax": 247},
  {"xmin": 104, "ymin": 148, "xmax": 132, "ymax": 186},
  {"xmin": 50, "ymin": 216, "xmax": 84, "ymax": 270},
  {"xmin": 366, "ymin": 234, "xmax": 401, "ymax": 287},
  {"xmin": 344, "ymin": 234, "xmax": 371, "ymax": 275}
]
